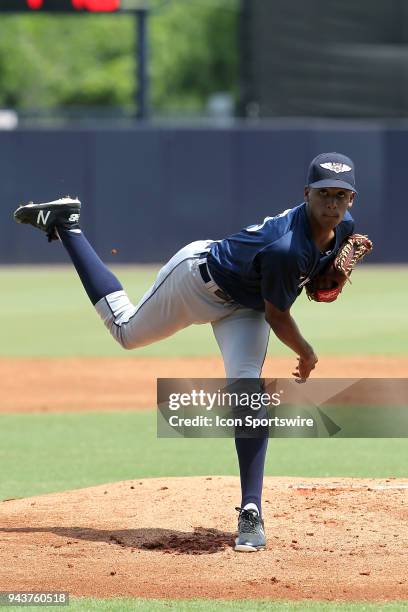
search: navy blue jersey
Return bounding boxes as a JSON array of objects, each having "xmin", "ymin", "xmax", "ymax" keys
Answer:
[{"xmin": 207, "ymin": 202, "xmax": 355, "ymax": 312}]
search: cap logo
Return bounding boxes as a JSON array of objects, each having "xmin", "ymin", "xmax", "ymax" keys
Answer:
[{"xmin": 320, "ymin": 162, "xmax": 352, "ymax": 173}]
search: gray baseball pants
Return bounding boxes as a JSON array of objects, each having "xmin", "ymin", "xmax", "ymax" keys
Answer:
[{"xmin": 94, "ymin": 240, "xmax": 270, "ymax": 378}]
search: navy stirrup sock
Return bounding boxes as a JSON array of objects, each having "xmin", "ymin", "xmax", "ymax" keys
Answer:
[
  {"xmin": 235, "ymin": 436, "xmax": 268, "ymax": 517},
  {"xmin": 58, "ymin": 228, "xmax": 122, "ymax": 306}
]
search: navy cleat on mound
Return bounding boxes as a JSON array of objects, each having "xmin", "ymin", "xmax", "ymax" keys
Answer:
[
  {"xmin": 234, "ymin": 506, "xmax": 266, "ymax": 552},
  {"xmin": 13, "ymin": 197, "xmax": 81, "ymax": 242}
]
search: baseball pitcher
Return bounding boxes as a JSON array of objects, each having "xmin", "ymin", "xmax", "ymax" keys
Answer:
[{"xmin": 13, "ymin": 152, "xmax": 372, "ymax": 552}]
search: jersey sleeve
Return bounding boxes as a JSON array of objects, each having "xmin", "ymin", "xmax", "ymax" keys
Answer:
[{"xmin": 258, "ymin": 242, "xmax": 302, "ymax": 312}]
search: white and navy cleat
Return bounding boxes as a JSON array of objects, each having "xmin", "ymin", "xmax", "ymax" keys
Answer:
[{"xmin": 13, "ymin": 197, "xmax": 81, "ymax": 242}]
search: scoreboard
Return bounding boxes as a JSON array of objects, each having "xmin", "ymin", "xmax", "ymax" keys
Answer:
[
  {"xmin": 0, "ymin": 0, "xmax": 155, "ymax": 12},
  {"xmin": 0, "ymin": 0, "xmax": 121, "ymax": 11},
  {"xmin": 0, "ymin": 0, "xmax": 150, "ymax": 118}
]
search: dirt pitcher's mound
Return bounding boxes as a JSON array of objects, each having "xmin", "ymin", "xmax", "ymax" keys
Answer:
[{"xmin": 1, "ymin": 477, "xmax": 407, "ymax": 601}]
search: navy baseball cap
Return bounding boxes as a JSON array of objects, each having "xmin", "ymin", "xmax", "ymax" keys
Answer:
[{"xmin": 307, "ymin": 152, "xmax": 356, "ymax": 192}]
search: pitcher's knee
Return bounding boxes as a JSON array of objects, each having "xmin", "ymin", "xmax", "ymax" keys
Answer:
[
  {"xmin": 115, "ymin": 324, "xmax": 154, "ymax": 351},
  {"xmin": 114, "ymin": 326, "xmax": 140, "ymax": 350},
  {"xmin": 95, "ymin": 291, "xmax": 141, "ymax": 349},
  {"xmin": 117, "ymin": 329, "xmax": 134, "ymax": 350}
]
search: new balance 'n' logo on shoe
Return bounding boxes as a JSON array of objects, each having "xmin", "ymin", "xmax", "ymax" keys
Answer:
[
  {"xmin": 13, "ymin": 197, "xmax": 81, "ymax": 242},
  {"xmin": 235, "ymin": 507, "xmax": 266, "ymax": 552},
  {"xmin": 37, "ymin": 210, "xmax": 51, "ymax": 225}
]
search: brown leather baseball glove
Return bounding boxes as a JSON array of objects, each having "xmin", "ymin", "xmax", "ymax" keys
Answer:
[{"xmin": 305, "ymin": 233, "xmax": 373, "ymax": 303}]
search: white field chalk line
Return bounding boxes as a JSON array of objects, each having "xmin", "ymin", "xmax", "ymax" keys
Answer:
[
  {"xmin": 289, "ymin": 484, "xmax": 408, "ymax": 490},
  {"xmin": 369, "ymin": 484, "xmax": 408, "ymax": 490}
]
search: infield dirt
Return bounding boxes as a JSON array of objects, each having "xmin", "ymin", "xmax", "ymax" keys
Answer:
[
  {"xmin": 0, "ymin": 476, "xmax": 407, "ymax": 601},
  {"xmin": 1, "ymin": 355, "xmax": 407, "ymax": 413}
]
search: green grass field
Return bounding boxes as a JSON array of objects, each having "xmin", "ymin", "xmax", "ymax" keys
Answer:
[
  {"xmin": 1, "ymin": 265, "xmax": 407, "ymax": 611},
  {"xmin": 5, "ymin": 597, "xmax": 406, "ymax": 612},
  {"xmin": 1, "ymin": 264, "xmax": 407, "ymax": 356},
  {"xmin": 2, "ymin": 412, "xmax": 408, "ymax": 500},
  {"xmin": 66, "ymin": 599, "xmax": 408, "ymax": 611}
]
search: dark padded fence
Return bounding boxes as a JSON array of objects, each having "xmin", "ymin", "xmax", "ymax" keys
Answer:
[{"xmin": 0, "ymin": 122, "xmax": 405, "ymax": 264}]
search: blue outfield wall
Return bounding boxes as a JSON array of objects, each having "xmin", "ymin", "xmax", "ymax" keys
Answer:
[{"xmin": 0, "ymin": 122, "xmax": 405, "ymax": 264}]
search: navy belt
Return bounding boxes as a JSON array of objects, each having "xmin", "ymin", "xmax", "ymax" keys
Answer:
[{"xmin": 197, "ymin": 253, "xmax": 234, "ymax": 303}]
